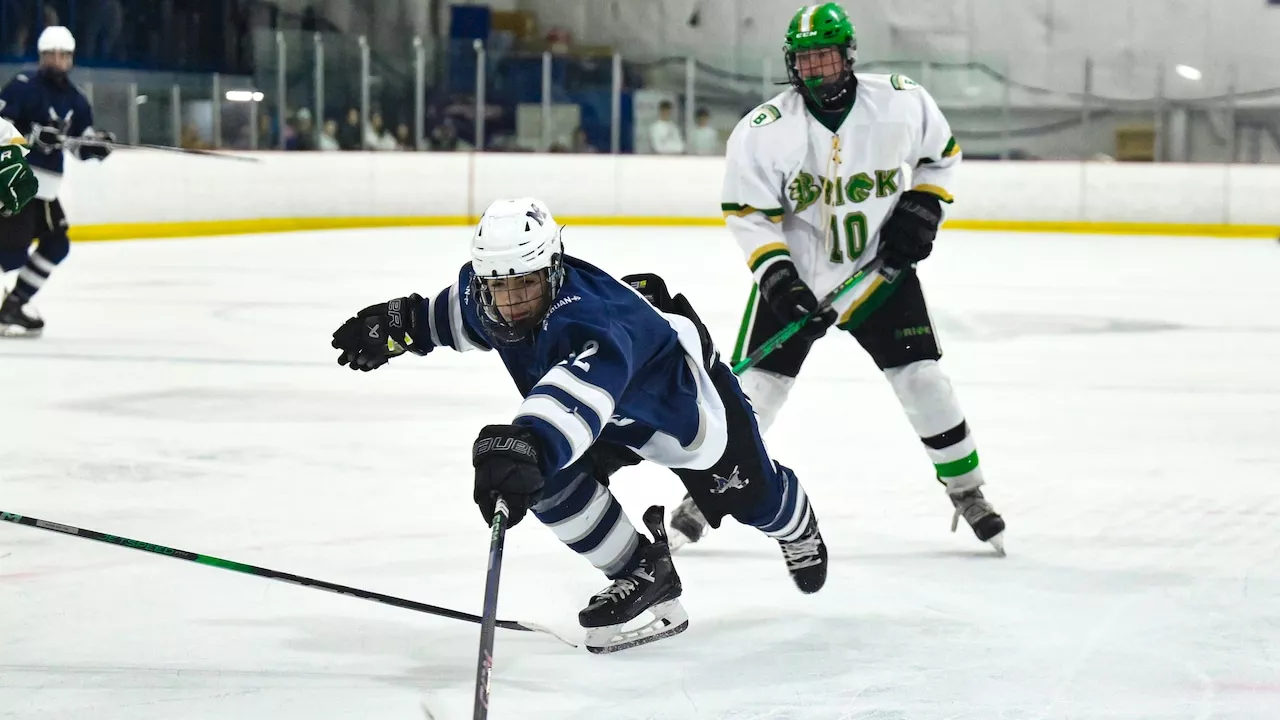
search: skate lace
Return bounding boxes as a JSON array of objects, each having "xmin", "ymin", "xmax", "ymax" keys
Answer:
[
  {"xmin": 596, "ymin": 567, "xmax": 653, "ymax": 602},
  {"xmin": 950, "ymin": 490, "xmax": 994, "ymax": 530},
  {"xmin": 780, "ymin": 535, "xmax": 823, "ymax": 569}
]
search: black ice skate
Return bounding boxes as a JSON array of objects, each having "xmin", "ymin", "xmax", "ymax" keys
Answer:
[
  {"xmin": 667, "ymin": 493, "xmax": 708, "ymax": 551},
  {"xmin": 778, "ymin": 511, "xmax": 827, "ymax": 594},
  {"xmin": 579, "ymin": 505, "xmax": 689, "ymax": 654},
  {"xmin": 0, "ymin": 293, "xmax": 43, "ymax": 338},
  {"xmin": 949, "ymin": 487, "xmax": 1006, "ymax": 556}
]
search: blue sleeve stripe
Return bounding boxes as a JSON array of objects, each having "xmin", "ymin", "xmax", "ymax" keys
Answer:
[
  {"xmin": 431, "ymin": 287, "xmax": 455, "ymax": 349},
  {"xmin": 515, "ymin": 395, "xmax": 595, "ymax": 469},
  {"xmin": 536, "ymin": 366, "xmax": 616, "ymax": 428},
  {"xmin": 528, "ymin": 385, "xmax": 602, "ymax": 436}
]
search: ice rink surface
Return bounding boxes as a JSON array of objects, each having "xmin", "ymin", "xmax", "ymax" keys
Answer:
[{"xmin": 2, "ymin": 227, "xmax": 1279, "ymax": 719}]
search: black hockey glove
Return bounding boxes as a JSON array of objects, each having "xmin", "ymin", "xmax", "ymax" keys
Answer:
[
  {"xmin": 31, "ymin": 124, "xmax": 64, "ymax": 154},
  {"xmin": 330, "ymin": 294, "xmax": 429, "ymax": 371},
  {"xmin": 758, "ymin": 260, "xmax": 836, "ymax": 342},
  {"xmin": 78, "ymin": 131, "xmax": 115, "ymax": 161},
  {"xmin": 878, "ymin": 190, "xmax": 943, "ymax": 270},
  {"xmin": 580, "ymin": 441, "xmax": 643, "ymax": 488},
  {"xmin": 473, "ymin": 424, "xmax": 545, "ymax": 528}
]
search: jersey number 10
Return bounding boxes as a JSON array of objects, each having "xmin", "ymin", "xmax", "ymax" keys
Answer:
[{"xmin": 828, "ymin": 211, "xmax": 868, "ymax": 264}]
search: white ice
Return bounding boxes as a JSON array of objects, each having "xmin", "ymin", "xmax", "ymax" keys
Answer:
[{"xmin": 2, "ymin": 227, "xmax": 1279, "ymax": 720}]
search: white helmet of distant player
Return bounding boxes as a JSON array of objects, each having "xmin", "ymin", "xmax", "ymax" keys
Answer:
[
  {"xmin": 37, "ymin": 26, "xmax": 76, "ymax": 53},
  {"xmin": 469, "ymin": 197, "xmax": 564, "ymax": 343},
  {"xmin": 37, "ymin": 26, "xmax": 76, "ymax": 80}
]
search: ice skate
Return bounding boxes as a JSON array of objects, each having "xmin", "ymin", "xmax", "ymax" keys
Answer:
[
  {"xmin": 0, "ymin": 293, "xmax": 43, "ymax": 338},
  {"xmin": 579, "ymin": 505, "xmax": 689, "ymax": 653},
  {"xmin": 667, "ymin": 493, "xmax": 708, "ymax": 552},
  {"xmin": 778, "ymin": 511, "xmax": 827, "ymax": 594},
  {"xmin": 949, "ymin": 487, "xmax": 1006, "ymax": 555}
]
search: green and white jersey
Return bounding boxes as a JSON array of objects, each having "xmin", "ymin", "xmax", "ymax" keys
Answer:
[{"xmin": 721, "ymin": 73, "xmax": 960, "ymax": 326}]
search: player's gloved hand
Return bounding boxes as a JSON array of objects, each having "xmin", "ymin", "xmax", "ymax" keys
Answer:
[
  {"xmin": 580, "ymin": 441, "xmax": 643, "ymax": 488},
  {"xmin": 877, "ymin": 190, "xmax": 943, "ymax": 270},
  {"xmin": 473, "ymin": 424, "xmax": 545, "ymax": 528},
  {"xmin": 0, "ymin": 146, "xmax": 36, "ymax": 218},
  {"xmin": 758, "ymin": 260, "xmax": 836, "ymax": 341},
  {"xmin": 31, "ymin": 124, "xmax": 63, "ymax": 154},
  {"xmin": 78, "ymin": 130, "xmax": 115, "ymax": 161},
  {"xmin": 330, "ymin": 294, "xmax": 429, "ymax": 371}
]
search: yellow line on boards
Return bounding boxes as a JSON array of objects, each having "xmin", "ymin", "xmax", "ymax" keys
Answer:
[{"xmin": 67, "ymin": 216, "xmax": 1279, "ymax": 242}]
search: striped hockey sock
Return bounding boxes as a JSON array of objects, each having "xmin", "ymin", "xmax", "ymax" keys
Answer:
[
  {"xmin": 11, "ymin": 250, "xmax": 59, "ymax": 303},
  {"xmin": 885, "ymin": 360, "xmax": 984, "ymax": 492}
]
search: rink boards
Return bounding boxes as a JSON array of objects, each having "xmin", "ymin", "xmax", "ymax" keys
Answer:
[{"xmin": 52, "ymin": 152, "xmax": 1280, "ymax": 242}]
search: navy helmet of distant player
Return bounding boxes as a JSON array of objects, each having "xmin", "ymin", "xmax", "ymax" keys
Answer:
[
  {"xmin": 37, "ymin": 26, "xmax": 76, "ymax": 87},
  {"xmin": 469, "ymin": 198, "xmax": 565, "ymax": 344},
  {"xmin": 784, "ymin": 3, "xmax": 857, "ymax": 110}
]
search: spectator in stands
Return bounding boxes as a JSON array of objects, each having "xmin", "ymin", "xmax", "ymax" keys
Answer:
[
  {"xmin": 649, "ymin": 100, "xmax": 685, "ymax": 155},
  {"xmin": 395, "ymin": 123, "xmax": 414, "ymax": 151},
  {"xmin": 257, "ymin": 112, "xmax": 276, "ymax": 149},
  {"xmin": 429, "ymin": 118, "xmax": 471, "ymax": 152},
  {"xmin": 365, "ymin": 110, "xmax": 398, "ymax": 150},
  {"xmin": 689, "ymin": 108, "xmax": 720, "ymax": 156},
  {"xmin": 338, "ymin": 107, "xmax": 362, "ymax": 150},
  {"xmin": 569, "ymin": 127, "xmax": 597, "ymax": 153},
  {"xmin": 288, "ymin": 108, "xmax": 317, "ymax": 151},
  {"xmin": 319, "ymin": 119, "xmax": 341, "ymax": 151}
]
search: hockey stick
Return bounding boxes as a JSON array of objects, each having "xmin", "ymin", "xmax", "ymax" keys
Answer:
[
  {"xmin": 63, "ymin": 135, "xmax": 262, "ymax": 163},
  {"xmin": 731, "ymin": 261, "xmax": 902, "ymax": 374},
  {"xmin": 472, "ymin": 497, "xmax": 510, "ymax": 720},
  {"xmin": 0, "ymin": 510, "xmax": 575, "ymax": 647}
]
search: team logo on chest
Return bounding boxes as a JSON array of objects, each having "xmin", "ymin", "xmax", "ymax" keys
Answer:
[
  {"xmin": 787, "ymin": 167, "xmax": 901, "ymax": 213},
  {"xmin": 710, "ymin": 465, "xmax": 749, "ymax": 494}
]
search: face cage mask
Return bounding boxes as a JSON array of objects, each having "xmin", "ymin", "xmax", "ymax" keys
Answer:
[
  {"xmin": 786, "ymin": 45, "xmax": 854, "ymax": 110},
  {"xmin": 471, "ymin": 257, "xmax": 564, "ymax": 345}
]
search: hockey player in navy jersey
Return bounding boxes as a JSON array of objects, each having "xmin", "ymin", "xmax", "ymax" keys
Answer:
[
  {"xmin": 0, "ymin": 26, "xmax": 113, "ymax": 337},
  {"xmin": 331, "ymin": 198, "xmax": 828, "ymax": 652}
]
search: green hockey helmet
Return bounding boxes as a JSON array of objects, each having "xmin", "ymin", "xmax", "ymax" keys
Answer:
[{"xmin": 784, "ymin": 3, "xmax": 858, "ymax": 108}]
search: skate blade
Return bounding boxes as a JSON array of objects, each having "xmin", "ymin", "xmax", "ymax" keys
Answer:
[
  {"xmin": 987, "ymin": 531, "xmax": 1007, "ymax": 557},
  {"xmin": 584, "ymin": 599, "xmax": 689, "ymax": 654},
  {"xmin": 0, "ymin": 324, "xmax": 41, "ymax": 338}
]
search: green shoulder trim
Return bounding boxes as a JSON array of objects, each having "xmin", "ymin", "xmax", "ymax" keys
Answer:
[
  {"xmin": 890, "ymin": 74, "xmax": 920, "ymax": 91},
  {"xmin": 747, "ymin": 104, "xmax": 782, "ymax": 128}
]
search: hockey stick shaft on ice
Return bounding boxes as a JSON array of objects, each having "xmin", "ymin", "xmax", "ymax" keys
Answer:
[
  {"xmin": 731, "ymin": 260, "xmax": 902, "ymax": 374},
  {"xmin": 0, "ymin": 510, "xmax": 574, "ymax": 646},
  {"xmin": 61, "ymin": 134, "xmax": 261, "ymax": 163},
  {"xmin": 472, "ymin": 497, "xmax": 510, "ymax": 720}
]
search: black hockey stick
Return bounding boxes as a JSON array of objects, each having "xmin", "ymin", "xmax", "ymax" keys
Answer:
[
  {"xmin": 732, "ymin": 260, "xmax": 902, "ymax": 374},
  {"xmin": 472, "ymin": 497, "xmax": 511, "ymax": 720},
  {"xmin": 60, "ymin": 134, "xmax": 262, "ymax": 163},
  {"xmin": 0, "ymin": 510, "xmax": 575, "ymax": 647}
]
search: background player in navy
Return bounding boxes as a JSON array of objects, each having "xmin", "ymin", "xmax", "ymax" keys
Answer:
[
  {"xmin": 330, "ymin": 198, "xmax": 828, "ymax": 653},
  {"xmin": 0, "ymin": 26, "xmax": 113, "ymax": 337}
]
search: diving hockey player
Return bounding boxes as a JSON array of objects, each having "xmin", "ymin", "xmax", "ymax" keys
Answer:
[
  {"xmin": 669, "ymin": 2, "xmax": 1005, "ymax": 554},
  {"xmin": 330, "ymin": 198, "xmax": 827, "ymax": 653},
  {"xmin": 0, "ymin": 26, "xmax": 113, "ymax": 337}
]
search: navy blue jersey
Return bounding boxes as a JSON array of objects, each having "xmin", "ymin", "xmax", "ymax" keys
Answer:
[
  {"xmin": 0, "ymin": 70, "xmax": 95, "ymax": 177},
  {"xmin": 414, "ymin": 256, "xmax": 711, "ymax": 475}
]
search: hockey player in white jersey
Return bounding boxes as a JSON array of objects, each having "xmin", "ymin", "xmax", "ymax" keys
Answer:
[{"xmin": 669, "ymin": 2, "xmax": 1005, "ymax": 553}]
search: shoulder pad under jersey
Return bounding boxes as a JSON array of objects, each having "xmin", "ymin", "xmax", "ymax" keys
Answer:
[{"xmin": 890, "ymin": 74, "xmax": 921, "ymax": 91}]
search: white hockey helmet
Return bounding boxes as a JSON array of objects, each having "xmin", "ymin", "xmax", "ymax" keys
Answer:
[
  {"xmin": 37, "ymin": 26, "xmax": 76, "ymax": 54},
  {"xmin": 469, "ymin": 197, "xmax": 565, "ymax": 343}
]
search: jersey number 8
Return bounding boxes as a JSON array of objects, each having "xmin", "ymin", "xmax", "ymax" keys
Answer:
[{"xmin": 827, "ymin": 211, "xmax": 868, "ymax": 264}]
